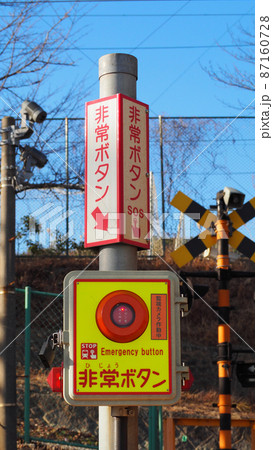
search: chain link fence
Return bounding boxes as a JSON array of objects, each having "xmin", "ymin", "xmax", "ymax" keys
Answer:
[
  {"xmin": 15, "ymin": 287, "xmax": 158, "ymax": 448},
  {"xmin": 12, "ymin": 116, "xmax": 254, "ymax": 447},
  {"xmin": 15, "ymin": 284, "xmax": 254, "ymax": 449},
  {"xmin": 12, "ymin": 116, "xmax": 254, "ymax": 257},
  {"xmin": 16, "ymin": 287, "xmax": 99, "ymax": 448}
]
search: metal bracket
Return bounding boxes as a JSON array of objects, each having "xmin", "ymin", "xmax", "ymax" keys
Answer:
[
  {"xmin": 177, "ymin": 364, "xmax": 190, "ymax": 380},
  {"xmin": 209, "ymin": 221, "xmax": 216, "ymax": 236},
  {"xmin": 1, "ymin": 119, "xmax": 34, "ymax": 146},
  {"xmin": 111, "ymin": 406, "xmax": 136, "ymax": 417},
  {"xmin": 0, "ymin": 126, "xmax": 15, "ymax": 134},
  {"xmin": 175, "ymin": 296, "xmax": 189, "ymax": 316},
  {"xmin": 52, "ymin": 330, "xmax": 64, "ymax": 348},
  {"xmin": 0, "ymin": 125, "xmax": 18, "ymax": 146},
  {"xmin": 228, "ymin": 220, "xmax": 233, "ymax": 237},
  {"xmin": 62, "ymin": 330, "xmax": 69, "ymax": 346},
  {"xmin": 2, "ymin": 165, "xmax": 16, "ymax": 170},
  {"xmin": 0, "ymin": 125, "xmax": 16, "ymax": 144}
]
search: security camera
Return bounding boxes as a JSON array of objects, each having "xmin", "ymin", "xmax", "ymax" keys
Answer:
[
  {"xmin": 12, "ymin": 100, "xmax": 47, "ymax": 143},
  {"xmin": 39, "ymin": 331, "xmax": 63, "ymax": 369},
  {"xmin": 39, "ymin": 335, "xmax": 56, "ymax": 369},
  {"xmin": 16, "ymin": 145, "xmax": 48, "ymax": 183},
  {"xmin": 20, "ymin": 100, "xmax": 47, "ymax": 124},
  {"xmin": 223, "ymin": 187, "xmax": 245, "ymax": 209},
  {"xmin": 20, "ymin": 145, "xmax": 48, "ymax": 168}
]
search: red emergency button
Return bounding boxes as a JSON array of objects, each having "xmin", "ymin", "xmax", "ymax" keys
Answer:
[
  {"xmin": 96, "ymin": 290, "xmax": 149, "ymax": 343},
  {"xmin": 111, "ymin": 303, "xmax": 135, "ymax": 327}
]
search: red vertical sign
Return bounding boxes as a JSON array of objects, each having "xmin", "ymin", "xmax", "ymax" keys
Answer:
[{"xmin": 85, "ymin": 94, "xmax": 149, "ymax": 248}]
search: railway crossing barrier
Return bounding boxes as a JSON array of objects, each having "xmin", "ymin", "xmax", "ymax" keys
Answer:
[{"xmin": 170, "ymin": 188, "xmax": 255, "ymax": 450}]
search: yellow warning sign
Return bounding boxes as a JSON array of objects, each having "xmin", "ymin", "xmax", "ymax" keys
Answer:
[{"xmin": 74, "ymin": 279, "xmax": 172, "ymax": 397}]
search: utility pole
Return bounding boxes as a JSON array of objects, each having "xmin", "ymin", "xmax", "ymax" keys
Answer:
[
  {"xmin": 215, "ymin": 192, "xmax": 232, "ymax": 450},
  {"xmin": 65, "ymin": 117, "xmax": 69, "ymax": 256},
  {"xmin": 1, "ymin": 102, "xmax": 47, "ymax": 450},
  {"xmin": 0, "ymin": 116, "xmax": 17, "ymax": 450},
  {"xmin": 98, "ymin": 53, "xmax": 138, "ymax": 450}
]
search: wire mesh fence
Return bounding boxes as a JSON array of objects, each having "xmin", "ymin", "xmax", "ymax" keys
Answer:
[
  {"xmin": 11, "ymin": 116, "xmax": 254, "ymax": 257},
  {"xmin": 11, "ymin": 115, "xmax": 254, "ymax": 447},
  {"xmin": 15, "ymin": 281, "xmax": 254, "ymax": 449},
  {"xmin": 16, "ymin": 287, "xmax": 99, "ymax": 448},
  {"xmin": 15, "ymin": 287, "xmax": 161, "ymax": 449}
]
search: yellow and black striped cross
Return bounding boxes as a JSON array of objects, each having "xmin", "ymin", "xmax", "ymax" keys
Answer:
[{"xmin": 171, "ymin": 191, "xmax": 255, "ymax": 267}]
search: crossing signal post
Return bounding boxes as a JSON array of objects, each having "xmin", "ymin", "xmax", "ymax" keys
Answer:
[
  {"xmin": 170, "ymin": 188, "xmax": 255, "ymax": 450},
  {"xmin": 215, "ymin": 189, "xmax": 237, "ymax": 450}
]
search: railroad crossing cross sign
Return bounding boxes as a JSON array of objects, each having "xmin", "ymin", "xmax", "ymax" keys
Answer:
[
  {"xmin": 171, "ymin": 191, "xmax": 255, "ymax": 267},
  {"xmin": 63, "ymin": 270, "xmax": 182, "ymax": 406}
]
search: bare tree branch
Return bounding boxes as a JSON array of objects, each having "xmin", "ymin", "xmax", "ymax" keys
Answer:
[
  {"xmin": 202, "ymin": 24, "xmax": 255, "ymax": 93},
  {"xmin": 0, "ymin": 1, "xmax": 83, "ymax": 103}
]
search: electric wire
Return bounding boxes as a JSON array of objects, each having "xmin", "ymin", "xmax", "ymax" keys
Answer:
[
  {"xmin": 0, "ymin": 13, "xmax": 255, "ymax": 17},
  {"xmin": 0, "ymin": 44, "xmax": 254, "ymax": 50}
]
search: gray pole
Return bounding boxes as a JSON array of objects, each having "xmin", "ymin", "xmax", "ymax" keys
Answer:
[
  {"xmin": 0, "ymin": 116, "xmax": 17, "ymax": 449},
  {"xmin": 98, "ymin": 53, "xmax": 138, "ymax": 450},
  {"xmin": 159, "ymin": 116, "xmax": 166, "ymax": 257},
  {"xmin": 65, "ymin": 117, "xmax": 69, "ymax": 256}
]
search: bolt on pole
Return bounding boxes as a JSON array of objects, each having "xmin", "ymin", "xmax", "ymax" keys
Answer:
[
  {"xmin": 0, "ymin": 116, "xmax": 17, "ymax": 450},
  {"xmin": 216, "ymin": 195, "xmax": 232, "ymax": 450},
  {"xmin": 98, "ymin": 53, "xmax": 138, "ymax": 450}
]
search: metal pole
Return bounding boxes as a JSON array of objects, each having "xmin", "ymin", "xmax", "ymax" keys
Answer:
[
  {"xmin": 148, "ymin": 407, "xmax": 157, "ymax": 450},
  {"xmin": 0, "ymin": 116, "xmax": 17, "ymax": 449},
  {"xmin": 149, "ymin": 172, "xmax": 153, "ymax": 257},
  {"xmin": 216, "ymin": 195, "xmax": 232, "ymax": 450},
  {"xmin": 182, "ymin": 213, "xmax": 185, "ymax": 245},
  {"xmin": 24, "ymin": 286, "xmax": 31, "ymax": 443},
  {"xmin": 158, "ymin": 406, "xmax": 163, "ymax": 450},
  {"xmin": 113, "ymin": 416, "xmax": 121, "ymax": 450},
  {"xmin": 148, "ymin": 406, "xmax": 162, "ymax": 450},
  {"xmin": 98, "ymin": 53, "xmax": 138, "ymax": 450},
  {"xmin": 159, "ymin": 116, "xmax": 166, "ymax": 256},
  {"xmin": 65, "ymin": 117, "xmax": 69, "ymax": 256}
]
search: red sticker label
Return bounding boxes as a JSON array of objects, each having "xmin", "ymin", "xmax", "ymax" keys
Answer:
[
  {"xmin": 81, "ymin": 343, "xmax": 98, "ymax": 360},
  {"xmin": 151, "ymin": 294, "xmax": 167, "ymax": 340}
]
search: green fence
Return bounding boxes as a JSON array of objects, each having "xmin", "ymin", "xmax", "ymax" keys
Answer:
[
  {"xmin": 16, "ymin": 286, "xmax": 98, "ymax": 448},
  {"xmin": 16, "ymin": 286, "xmax": 162, "ymax": 449},
  {"xmin": 14, "ymin": 116, "xmax": 255, "ymax": 258}
]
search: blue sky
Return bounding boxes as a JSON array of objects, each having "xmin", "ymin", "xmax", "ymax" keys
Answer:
[
  {"xmin": 2, "ymin": 1, "xmax": 269, "ymax": 442},
  {"xmin": 1, "ymin": 0, "xmax": 255, "ymax": 248},
  {"xmin": 59, "ymin": 0, "xmax": 254, "ymax": 117},
  {"xmin": 3, "ymin": 0, "xmax": 254, "ymax": 118}
]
